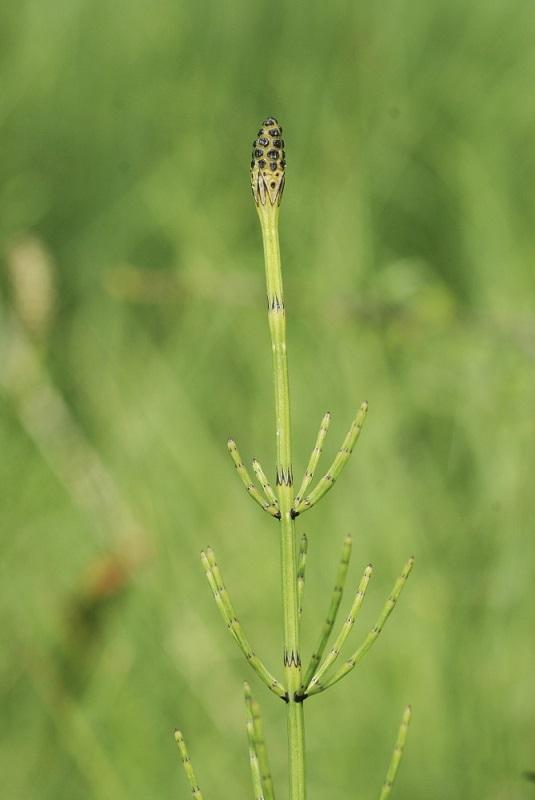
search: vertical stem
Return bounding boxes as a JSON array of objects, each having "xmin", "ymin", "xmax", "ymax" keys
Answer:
[{"xmin": 258, "ymin": 203, "xmax": 305, "ymax": 800}]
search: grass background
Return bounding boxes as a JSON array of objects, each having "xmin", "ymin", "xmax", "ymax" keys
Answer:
[{"xmin": 1, "ymin": 1, "xmax": 535, "ymax": 798}]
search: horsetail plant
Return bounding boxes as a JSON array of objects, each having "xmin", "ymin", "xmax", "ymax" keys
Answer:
[{"xmin": 175, "ymin": 117, "xmax": 414, "ymax": 800}]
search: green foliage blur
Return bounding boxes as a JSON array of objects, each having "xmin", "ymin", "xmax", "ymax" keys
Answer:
[{"xmin": 1, "ymin": 1, "xmax": 534, "ymax": 798}]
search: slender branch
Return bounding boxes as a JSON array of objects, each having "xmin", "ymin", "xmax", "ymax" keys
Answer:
[
  {"xmin": 247, "ymin": 718, "xmax": 265, "ymax": 800},
  {"xmin": 378, "ymin": 705, "xmax": 412, "ymax": 800},
  {"xmin": 227, "ymin": 438, "xmax": 280, "ymax": 518},
  {"xmin": 245, "ymin": 682, "xmax": 276, "ymax": 800},
  {"xmin": 294, "ymin": 402, "xmax": 368, "ymax": 515},
  {"xmin": 307, "ymin": 557, "xmax": 414, "ymax": 695},
  {"xmin": 294, "ymin": 412, "xmax": 331, "ymax": 508},
  {"xmin": 301, "ymin": 535, "xmax": 354, "ymax": 688},
  {"xmin": 252, "ymin": 458, "xmax": 280, "ymax": 511},
  {"xmin": 297, "ymin": 533, "xmax": 308, "ymax": 630},
  {"xmin": 174, "ymin": 730, "xmax": 204, "ymax": 800},
  {"xmin": 201, "ymin": 548, "xmax": 287, "ymax": 700},
  {"xmin": 304, "ymin": 560, "xmax": 372, "ymax": 695}
]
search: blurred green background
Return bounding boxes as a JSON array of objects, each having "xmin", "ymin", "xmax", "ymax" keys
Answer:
[{"xmin": 1, "ymin": 1, "xmax": 535, "ymax": 798}]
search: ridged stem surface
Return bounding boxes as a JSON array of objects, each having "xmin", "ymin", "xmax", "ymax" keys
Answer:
[{"xmin": 258, "ymin": 203, "xmax": 305, "ymax": 800}]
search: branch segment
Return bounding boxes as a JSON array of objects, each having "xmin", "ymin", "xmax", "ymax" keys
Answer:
[
  {"xmin": 244, "ymin": 682, "xmax": 276, "ymax": 800},
  {"xmin": 304, "ymin": 560, "xmax": 372, "ymax": 695},
  {"xmin": 201, "ymin": 548, "xmax": 287, "ymax": 701},
  {"xmin": 294, "ymin": 403, "xmax": 368, "ymax": 515},
  {"xmin": 174, "ymin": 730, "xmax": 204, "ymax": 800},
  {"xmin": 301, "ymin": 534, "xmax": 354, "ymax": 689},
  {"xmin": 294, "ymin": 412, "xmax": 331, "ymax": 508},
  {"xmin": 297, "ymin": 533, "xmax": 308, "ymax": 632},
  {"xmin": 247, "ymin": 719, "xmax": 265, "ymax": 800},
  {"xmin": 227, "ymin": 438, "xmax": 280, "ymax": 518},
  {"xmin": 252, "ymin": 458, "xmax": 280, "ymax": 511},
  {"xmin": 378, "ymin": 705, "xmax": 412, "ymax": 800},
  {"xmin": 305, "ymin": 557, "xmax": 413, "ymax": 697}
]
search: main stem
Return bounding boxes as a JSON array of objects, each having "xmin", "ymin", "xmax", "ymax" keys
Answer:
[{"xmin": 258, "ymin": 204, "xmax": 305, "ymax": 800}]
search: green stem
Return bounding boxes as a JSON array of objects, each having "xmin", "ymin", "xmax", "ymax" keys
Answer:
[
  {"xmin": 379, "ymin": 706, "xmax": 412, "ymax": 800},
  {"xmin": 258, "ymin": 202, "xmax": 305, "ymax": 800},
  {"xmin": 297, "ymin": 533, "xmax": 308, "ymax": 631},
  {"xmin": 294, "ymin": 402, "xmax": 368, "ymax": 515},
  {"xmin": 302, "ymin": 535, "xmax": 355, "ymax": 689},
  {"xmin": 305, "ymin": 561, "xmax": 373, "ymax": 695},
  {"xmin": 294, "ymin": 412, "xmax": 331, "ymax": 507},
  {"xmin": 201, "ymin": 548, "xmax": 287, "ymax": 700},
  {"xmin": 244, "ymin": 682, "xmax": 276, "ymax": 800},
  {"xmin": 227, "ymin": 438, "xmax": 280, "ymax": 518},
  {"xmin": 175, "ymin": 730, "xmax": 204, "ymax": 800},
  {"xmin": 307, "ymin": 557, "xmax": 414, "ymax": 696}
]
